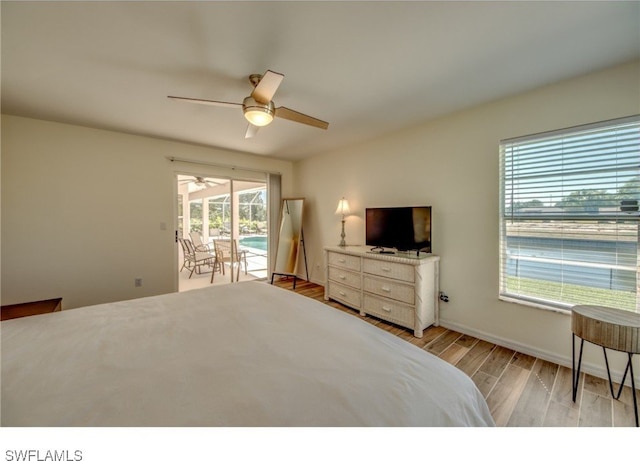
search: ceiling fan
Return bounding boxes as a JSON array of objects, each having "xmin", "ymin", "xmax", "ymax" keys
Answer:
[
  {"xmin": 168, "ymin": 70, "xmax": 329, "ymax": 138},
  {"xmin": 178, "ymin": 176, "xmax": 220, "ymax": 189}
]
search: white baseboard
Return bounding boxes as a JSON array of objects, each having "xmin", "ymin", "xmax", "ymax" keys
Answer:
[{"xmin": 441, "ymin": 319, "xmax": 640, "ymax": 388}]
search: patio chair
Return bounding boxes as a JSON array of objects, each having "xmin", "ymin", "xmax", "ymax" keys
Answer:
[
  {"xmin": 178, "ymin": 237, "xmax": 220, "ymax": 279},
  {"xmin": 189, "ymin": 232, "xmax": 211, "ymax": 251},
  {"xmin": 214, "ymin": 239, "xmax": 248, "ymax": 280}
]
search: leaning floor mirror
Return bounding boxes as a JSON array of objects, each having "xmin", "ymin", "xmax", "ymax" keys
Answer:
[{"xmin": 271, "ymin": 198, "xmax": 308, "ymax": 289}]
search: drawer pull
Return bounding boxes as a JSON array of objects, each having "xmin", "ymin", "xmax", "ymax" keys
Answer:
[
  {"xmin": 339, "ymin": 291, "xmax": 347, "ymax": 296},
  {"xmin": 338, "ymin": 258, "xmax": 346, "ymax": 263},
  {"xmin": 339, "ymin": 275, "xmax": 346, "ymax": 280},
  {"xmin": 381, "ymin": 267, "xmax": 391, "ymax": 272},
  {"xmin": 382, "ymin": 306, "xmax": 392, "ymax": 313},
  {"xmin": 381, "ymin": 286, "xmax": 391, "ymax": 293}
]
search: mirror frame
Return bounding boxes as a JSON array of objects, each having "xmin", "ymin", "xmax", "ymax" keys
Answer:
[{"xmin": 272, "ymin": 197, "xmax": 305, "ymax": 278}]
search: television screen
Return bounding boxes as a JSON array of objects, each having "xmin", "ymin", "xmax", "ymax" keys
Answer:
[{"xmin": 366, "ymin": 206, "xmax": 432, "ymax": 253}]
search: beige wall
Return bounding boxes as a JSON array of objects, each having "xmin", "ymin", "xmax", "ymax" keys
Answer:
[
  {"xmin": 1, "ymin": 115, "xmax": 293, "ymax": 309},
  {"xmin": 294, "ymin": 60, "xmax": 640, "ymax": 382}
]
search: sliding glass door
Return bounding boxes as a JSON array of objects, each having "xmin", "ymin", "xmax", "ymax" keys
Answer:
[{"xmin": 177, "ymin": 174, "xmax": 268, "ymax": 289}]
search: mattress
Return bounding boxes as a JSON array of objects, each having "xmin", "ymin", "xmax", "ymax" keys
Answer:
[{"xmin": 1, "ymin": 282, "xmax": 494, "ymax": 426}]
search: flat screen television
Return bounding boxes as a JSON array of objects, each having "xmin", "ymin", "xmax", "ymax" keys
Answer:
[{"xmin": 365, "ymin": 206, "xmax": 432, "ymax": 255}]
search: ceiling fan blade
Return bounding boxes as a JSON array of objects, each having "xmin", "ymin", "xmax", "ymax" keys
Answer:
[
  {"xmin": 167, "ymin": 95, "xmax": 241, "ymax": 109},
  {"xmin": 245, "ymin": 123, "xmax": 260, "ymax": 139},
  {"xmin": 275, "ymin": 106, "xmax": 329, "ymax": 130},
  {"xmin": 251, "ymin": 70, "xmax": 284, "ymax": 104}
]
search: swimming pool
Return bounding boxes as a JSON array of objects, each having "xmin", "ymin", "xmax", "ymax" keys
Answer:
[{"xmin": 240, "ymin": 236, "xmax": 267, "ymax": 251}]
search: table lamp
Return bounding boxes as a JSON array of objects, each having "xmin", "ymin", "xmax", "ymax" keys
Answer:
[{"xmin": 335, "ymin": 198, "xmax": 351, "ymax": 247}]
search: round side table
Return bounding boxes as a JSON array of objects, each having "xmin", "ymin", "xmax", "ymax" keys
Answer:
[{"xmin": 571, "ymin": 304, "xmax": 640, "ymax": 427}]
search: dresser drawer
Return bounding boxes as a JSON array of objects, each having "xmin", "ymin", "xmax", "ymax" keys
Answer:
[
  {"xmin": 364, "ymin": 275, "xmax": 415, "ymax": 305},
  {"xmin": 363, "ymin": 294, "xmax": 414, "ymax": 328},
  {"xmin": 328, "ymin": 266, "xmax": 361, "ymax": 289},
  {"xmin": 363, "ymin": 258, "xmax": 414, "ymax": 283},
  {"xmin": 324, "ymin": 246, "xmax": 439, "ymax": 338},
  {"xmin": 327, "ymin": 282, "xmax": 361, "ymax": 309},
  {"xmin": 328, "ymin": 252, "xmax": 361, "ymax": 272}
]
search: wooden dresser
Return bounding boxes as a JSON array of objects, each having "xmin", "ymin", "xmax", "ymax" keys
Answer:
[
  {"xmin": 1, "ymin": 298, "xmax": 62, "ymax": 321},
  {"xmin": 324, "ymin": 246, "xmax": 440, "ymax": 338}
]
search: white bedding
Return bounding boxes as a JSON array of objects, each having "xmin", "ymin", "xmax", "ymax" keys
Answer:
[{"xmin": 1, "ymin": 282, "xmax": 494, "ymax": 426}]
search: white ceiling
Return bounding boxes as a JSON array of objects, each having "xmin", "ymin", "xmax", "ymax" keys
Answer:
[{"xmin": 2, "ymin": 1, "xmax": 639, "ymax": 161}]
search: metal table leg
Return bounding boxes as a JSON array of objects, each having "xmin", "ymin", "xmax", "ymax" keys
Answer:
[
  {"xmin": 603, "ymin": 348, "xmax": 638, "ymax": 427},
  {"xmin": 572, "ymin": 334, "xmax": 585, "ymax": 402}
]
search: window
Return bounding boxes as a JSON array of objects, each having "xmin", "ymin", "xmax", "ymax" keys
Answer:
[{"xmin": 499, "ymin": 115, "xmax": 639, "ymax": 312}]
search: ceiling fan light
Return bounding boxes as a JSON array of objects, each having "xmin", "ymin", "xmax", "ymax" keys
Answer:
[
  {"xmin": 243, "ymin": 97, "xmax": 274, "ymax": 127},
  {"xmin": 245, "ymin": 110, "xmax": 273, "ymax": 127}
]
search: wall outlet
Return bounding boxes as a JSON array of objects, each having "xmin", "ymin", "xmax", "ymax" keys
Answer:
[{"xmin": 135, "ymin": 278, "xmax": 143, "ymax": 287}]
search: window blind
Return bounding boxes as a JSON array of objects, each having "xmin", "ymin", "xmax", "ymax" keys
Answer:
[{"xmin": 499, "ymin": 115, "xmax": 640, "ymax": 312}]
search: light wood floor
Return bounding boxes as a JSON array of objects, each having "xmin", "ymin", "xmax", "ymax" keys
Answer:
[{"xmin": 272, "ymin": 278, "xmax": 639, "ymax": 427}]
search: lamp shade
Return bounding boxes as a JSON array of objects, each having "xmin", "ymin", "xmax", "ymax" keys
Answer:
[{"xmin": 335, "ymin": 198, "xmax": 350, "ymax": 216}]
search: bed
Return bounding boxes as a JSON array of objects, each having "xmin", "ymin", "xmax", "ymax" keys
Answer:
[{"xmin": 1, "ymin": 282, "xmax": 494, "ymax": 426}]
